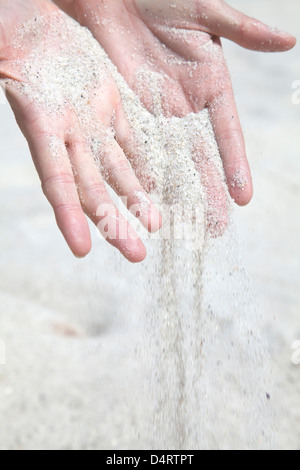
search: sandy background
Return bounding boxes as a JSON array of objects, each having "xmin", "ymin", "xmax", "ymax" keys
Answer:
[{"xmin": 0, "ymin": 0, "xmax": 299, "ymax": 450}]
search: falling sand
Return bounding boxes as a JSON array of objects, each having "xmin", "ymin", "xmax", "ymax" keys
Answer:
[{"xmin": 3, "ymin": 11, "xmax": 276, "ymax": 449}]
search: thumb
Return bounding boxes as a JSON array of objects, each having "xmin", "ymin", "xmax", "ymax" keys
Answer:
[
  {"xmin": 200, "ymin": 0, "xmax": 296, "ymax": 52},
  {"xmin": 0, "ymin": 61, "xmax": 23, "ymax": 81}
]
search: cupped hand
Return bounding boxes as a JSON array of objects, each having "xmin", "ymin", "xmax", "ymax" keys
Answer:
[
  {"xmin": 55, "ymin": 0, "xmax": 296, "ymax": 207},
  {"xmin": 0, "ymin": 0, "xmax": 162, "ymax": 262}
]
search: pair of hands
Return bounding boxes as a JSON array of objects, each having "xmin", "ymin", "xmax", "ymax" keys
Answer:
[{"xmin": 0, "ymin": 0, "xmax": 296, "ymax": 262}]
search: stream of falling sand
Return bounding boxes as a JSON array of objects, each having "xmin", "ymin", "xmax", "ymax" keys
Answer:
[
  {"xmin": 117, "ymin": 66, "xmax": 276, "ymax": 450},
  {"xmin": 4, "ymin": 11, "xmax": 277, "ymax": 449}
]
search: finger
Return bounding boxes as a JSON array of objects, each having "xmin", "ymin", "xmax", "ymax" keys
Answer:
[
  {"xmin": 199, "ymin": 0, "xmax": 296, "ymax": 52},
  {"xmin": 99, "ymin": 136, "xmax": 162, "ymax": 233},
  {"xmin": 208, "ymin": 85, "xmax": 253, "ymax": 207},
  {"xmin": 66, "ymin": 134, "xmax": 147, "ymax": 263},
  {"xmin": 113, "ymin": 104, "xmax": 156, "ymax": 194},
  {"xmin": 29, "ymin": 131, "xmax": 92, "ymax": 258},
  {"xmin": 193, "ymin": 138, "xmax": 229, "ymax": 238},
  {"xmin": 112, "ymin": 105, "xmax": 162, "ymax": 232},
  {"xmin": 4, "ymin": 84, "xmax": 92, "ymax": 257},
  {"xmin": 87, "ymin": 78, "xmax": 162, "ymax": 234}
]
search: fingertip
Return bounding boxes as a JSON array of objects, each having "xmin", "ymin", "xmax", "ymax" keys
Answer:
[
  {"xmin": 106, "ymin": 217, "xmax": 147, "ymax": 263},
  {"xmin": 207, "ymin": 199, "xmax": 229, "ymax": 239},
  {"xmin": 59, "ymin": 215, "xmax": 92, "ymax": 258},
  {"xmin": 126, "ymin": 226, "xmax": 147, "ymax": 262},
  {"xmin": 230, "ymin": 184, "xmax": 253, "ymax": 206},
  {"xmin": 290, "ymin": 35, "xmax": 297, "ymax": 47},
  {"xmin": 120, "ymin": 239, "xmax": 147, "ymax": 263},
  {"xmin": 278, "ymin": 34, "xmax": 297, "ymax": 51},
  {"xmin": 265, "ymin": 33, "xmax": 297, "ymax": 52},
  {"xmin": 223, "ymin": 15, "xmax": 297, "ymax": 52},
  {"xmin": 72, "ymin": 238, "xmax": 92, "ymax": 258},
  {"xmin": 130, "ymin": 247, "xmax": 147, "ymax": 264},
  {"xmin": 253, "ymin": 26, "xmax": 297, "ymax": 52}
]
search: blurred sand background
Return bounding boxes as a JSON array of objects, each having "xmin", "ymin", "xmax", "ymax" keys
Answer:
[{"xmin": 0, "ymin": 0, "xmax": 299, "ymax": 450}]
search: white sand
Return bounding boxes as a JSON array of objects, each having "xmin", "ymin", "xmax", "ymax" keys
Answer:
[{"xmin": 0, "ymin": 0, "xmax": 299, "ymax": 450}]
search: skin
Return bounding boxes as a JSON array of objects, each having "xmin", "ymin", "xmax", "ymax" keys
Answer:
[
  {"xmin": 0, "ymin": 0, "xmax": 162, "ymax": 262},
  {"xmin": 0, "ymin": 0, "xmax": 296, "ymax": 262}
]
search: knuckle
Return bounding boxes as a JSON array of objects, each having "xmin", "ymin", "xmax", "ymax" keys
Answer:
[
  {"xmin": 54, "ymin": 202, "xmax": 82, "ymax": 214},
  {"xmin": 218, "ymin": 128, "xmax": 242, "ymax": 143},
  {"xmin": 82, "ymin": 182, "xmax": 107, "ymax": 198},
  {"xmin": 42, "ymin": 172, "xmax": 74, "ymax": 194},
  {"xmin": 80, "ymin": 182, "xmax": 109, "ymax": 211},
  {"xmin": 106, "ymin": 158, "xmax": 131, "ymax": 177},
  {"xmin": 236, "ymin": 16, "xmax": 248, "ymax": 42}
]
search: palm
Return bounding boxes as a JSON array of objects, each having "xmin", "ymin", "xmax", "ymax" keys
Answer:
[
  {"xmin": 0, "ymin": 0, "xmax": 162, "ymax": 262},
  {"xmin": 59, "ymin": 0, "xmax": 295, "ymax": 206},
  {"xmin": 92, "ymin": 2, "xmax": 237, "ymax": 226},
  {"xmin": 86, "ymin": 1, "xmax": 228, "ymax": 117}
]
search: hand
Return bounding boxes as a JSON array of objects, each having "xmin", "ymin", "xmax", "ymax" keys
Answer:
[
  {"xmin": 0, "ymin": 0, "xmax": 162, "ymax": 262},
  {"xmin": 55, "ymin": 0, "xmax": 296, "ymax": 207}
]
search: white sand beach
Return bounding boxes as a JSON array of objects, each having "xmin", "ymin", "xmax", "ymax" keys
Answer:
[{"xmin": 0, "ymin": 0, "xmax": 299, "ymax": 450}]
